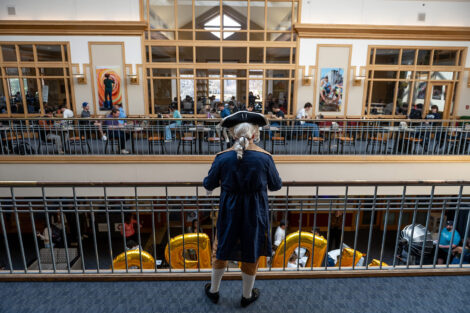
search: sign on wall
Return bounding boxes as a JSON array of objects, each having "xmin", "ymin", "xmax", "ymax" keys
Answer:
[
  {"xmin": 318, "ymin": 67, "xmax": 344, "ymax": 113},
  {"xmin": 95, "ymin": 66, "xmax": 123, "ymax": 111}
]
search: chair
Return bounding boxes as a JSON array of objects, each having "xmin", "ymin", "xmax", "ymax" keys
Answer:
[
  {"xmin": 148, "ymin": 133, "xmax": 165, "ymax": 154},
  {"xmin": 366, "ymin": 132, "xmax": 389, "ymax": 154},
  {"xmin": 104, "ymin": 134, "xmax": 123, "ymax": 154},
  {"xmin": 207, "ymin": 136, "xmax": 223, "ymax": 154},
  {"xmin": 1, "ymin": 129, "xmax": 36, "ymax": 155},
  {"xmin": 177, "ymin": 127, "xmax": 196, "ymax": 154},
  {"xmin": 271, "ymin": 132, "xmax": 286, "ymax": 154},
  {"xmin": 67, "ymin": 130, "xmax": 91, "ymax": 154},
  {"xmin": 307, "ymin": 136, "xmax": 324, "ymax": 154}
]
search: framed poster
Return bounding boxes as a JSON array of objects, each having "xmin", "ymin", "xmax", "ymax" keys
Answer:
[
  {"xmin": 318, "ymin": 68, "xmax": 344, "ymax": 112},
  {"xmin": 96, "ymin": 66, "xmax": 122, "ymax": 111}
]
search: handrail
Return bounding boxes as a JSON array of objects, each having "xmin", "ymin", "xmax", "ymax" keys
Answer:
[{"xmin": 0, "ymin": 180, "xmax": 470, "ymax": 187}]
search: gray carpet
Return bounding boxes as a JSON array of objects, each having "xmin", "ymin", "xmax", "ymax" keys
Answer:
[{"xmin": 0, "ymin": 275, "xmax": 469, "ymax": 313}]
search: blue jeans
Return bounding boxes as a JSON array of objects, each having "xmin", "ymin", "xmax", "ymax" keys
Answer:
[
  {"xmin": 269, "ymin": 122, "xmax": 281, "ymax": 139},
  {"xmin": 302, "ymin": 123, "xmax": 319, "ymax": 138},
  {"xmin": 165, "ymin": 123, "xmax": 177, "ymax": 140}
]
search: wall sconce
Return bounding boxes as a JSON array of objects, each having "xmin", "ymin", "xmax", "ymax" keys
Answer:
[
  {"xmin": 352, "ymin": 66, "xmax": 366, "ymax": 86},
  {"xmin": 302, "ymin": 75, "xmax": 313, "ymax": 86},
  {"xmin": 127, "ymin": 64, "xmax": 140, "ymax": 85},
  {"xmin": 73, "ymin": 64, "xmax": 87, "ymax": 84}
]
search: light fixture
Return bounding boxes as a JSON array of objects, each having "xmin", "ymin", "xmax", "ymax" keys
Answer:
[
  {"xmin": 127, "ymin": 64, "xmax": 140, "ymax": 85},
  {"xmin": 302, "ymin": 67, "xmax": 314, "ymax": 86},
  {"xmin": 73, "ymin": 64, "xmax": 87, "ymax": 84},
  {"xmin": 352, "ymin": 66, "xmax": 366, "ymax": 86}
]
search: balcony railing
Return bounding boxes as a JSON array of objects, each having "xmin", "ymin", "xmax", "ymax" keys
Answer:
[
  {"xmin": 0, "ymin": 181, "xmax": 469, "ymax": 276},
  {"xmin": 1, "ymin": 118, "xmax": 469, "ymax": 156}
]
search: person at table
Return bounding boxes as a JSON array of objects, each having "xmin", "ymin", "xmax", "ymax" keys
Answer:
[
  {"xmin": 296, "ymin": 102, "xmax": 319, "ymax": 137},
  {"xmin": 113, "ymin": 102, "xmax": 127, "ymax": 125},
  {"xmin": 269, "ymin": 104, "xmax": 285, "ymax": 139},
  {"xmin": 103, "ymin": 108, "xmax": 130, "ymax": 154},
  {"xmin": 438, "ymin": 220, "xmax": 461, "ymax": 264},
  {"xmin": 164, "ymin": 104, "xmax": 182, "ymax": 142},
  {"xmin": 451, "ymin": 236, "xmax": 470, "ymax": 265},
  {"xmin": 228, "ymin": 101, "xmax": 239, "ymax": 114},
  {"xmin": 80, "ymin": 102, "xmax": 107, "ymax": 141},
  {"xmin": 423, "ymin": 105, "xmax": 443, "ymax": 149},
  {"xmin": 38, "ymin": 108, "xmax": 64, "ymax": 154},
  {"xmin": 246, "ymin": 104, "xmax": 254, "ymax": 112},
  {"xmin": 60, "ymin": 104, "xmax": 74, "ymax": 126},
  {"xmin": 216, "ymin": 102, "xmax": 231, "ymax": 144}
]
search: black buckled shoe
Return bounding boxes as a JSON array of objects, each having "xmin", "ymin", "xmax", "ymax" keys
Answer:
[
  {"xmin": 241, "ymin": 288, "xmax": 260, "ymax": 308},
  {"xmin": 205, "ymin": 283, "xmax": 219, "ymax": 304}
]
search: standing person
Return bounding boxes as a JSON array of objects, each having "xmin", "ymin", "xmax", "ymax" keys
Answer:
[
  {"xmin": 103, "ymin": 73, "xmax": 115, "ymax": 109},
  {"xmin": 203, "ymin": 111, "xmax": 282, "ymax": 307}
]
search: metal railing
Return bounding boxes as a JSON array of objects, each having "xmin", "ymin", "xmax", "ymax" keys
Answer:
[
  {"xmin": 0, "ymin": 181, "xmax": 469, "ymax": 275},
  {"xmin": 1, "ymin": 118, "xmax": 469, "ymax": 156}
]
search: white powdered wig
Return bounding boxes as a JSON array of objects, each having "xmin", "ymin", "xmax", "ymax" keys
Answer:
[{"xmin": 230, "ymin": 122, "xmax": 260, "ymax": 160}]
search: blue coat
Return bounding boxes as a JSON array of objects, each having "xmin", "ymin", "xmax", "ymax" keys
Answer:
[{"xmin": 203, "ymin": 145, "xmax": 282, "ymax": 263}]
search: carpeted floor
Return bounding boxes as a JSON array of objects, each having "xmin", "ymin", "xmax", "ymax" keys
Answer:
[{"xmin": 0, "ymin": 275, "xmax": 469, "ymax": 313}]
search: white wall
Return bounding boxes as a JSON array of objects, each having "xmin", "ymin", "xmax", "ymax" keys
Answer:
[
  {"xmin": 301, "ymin": 0, "xmax": 470, "ymax": 26},
  {"xmin": 0, "ymin": 35, "xmax": 144, "ymax": 115},
  {"xmin": 0, "ymin": 0, "xmax": 140, "ymax": 21},
  {"xmin": 297, "ymin": 38, "xmax": 470, "ymax": 116}
]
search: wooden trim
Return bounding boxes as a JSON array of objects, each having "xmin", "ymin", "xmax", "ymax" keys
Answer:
[
  {"xmin": 294, "ymin": 23, "xmax": 470, "ymax": 41},
  {"xmin": 0, "ymin": 21, "xmax": 147, "ymax": 36},
  {"xmin": 1, "ymin": 155, "xmax": 470, "ymax": 164},
  {"xmin": 1, "ymin": 267, "xmax": 469, "ymax": 282}
]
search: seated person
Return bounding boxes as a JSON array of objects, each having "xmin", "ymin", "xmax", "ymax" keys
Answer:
[
  {"xmin": 269, "ymin": 104, "xmax": 285, "ymax": 139},
  {"xmin": 296, "ymin": 102, "xmax": 319, "ymax": 137},
  {"xmin": 38, "ymin": 108, "xmax": 64, "ymax": 154},
  {"xmin": 228, "ymin": 101, "xmax": 239, "ymax": 114},
  {"xmin": 215, "ymin": 102, "xmax": 231, "ymax": 144},
  {"xmin": 451, "ymin": 236, "xmax": 470, "ymax": 265},
  {"xmin": 59, "ymin": 104, "xmax": 74, "ymax": 126},
  {"xmin": 113, "ymin": 103, "xmax": 127, "ymax": 125},
  {"xmin": 164, "ymin": 104, "xmax": 182, "ymax": 142},
  {"xmin": 246, "ymin": 104, "xmax": 254, "ymax": 112},
  {"xmin": 273, "ymin": 221, "xmax": 286, "ymax": 251},
  {"xmin": 438, "ymin": 220, "xmax": 461, "ymax": 264},
  {"xmin": 80, "ymin": 102, "xmax": 107, "ymax": 140},
  {"xmin": 103, "ymin": 108, "xmax": 130, "ymax": 154}
]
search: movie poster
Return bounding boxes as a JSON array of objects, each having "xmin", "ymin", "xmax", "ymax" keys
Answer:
[
  {"xmin": 318, "ymin": 68, "xmax": 344, "ymax": 112},
  {"xmin": 96, "ymin": 66, "xmax": 122, "ymax": 111}
]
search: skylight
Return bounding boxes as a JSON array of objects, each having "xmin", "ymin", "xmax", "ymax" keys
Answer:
[{"xmin": 204, "ymin": 14, "xmax": 241, "ymax": 39}]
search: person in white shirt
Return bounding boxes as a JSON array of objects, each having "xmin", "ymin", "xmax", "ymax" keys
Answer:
[
  {"xmin": 296, "ymin": 102, "xmax": 319, "ymax": 137},
  {"xmin": 60, "ymin": 104, "xmax": 74, "ymax": 126},
  {"xmin": 273, "ymin": 221, "xmax": 286, "ymax": 251}
]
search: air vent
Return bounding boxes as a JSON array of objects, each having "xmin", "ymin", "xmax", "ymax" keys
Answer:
[
  {"xmin": 417, "ymin": 12, "xmax": 426, "ymax": 22},
  {"xmin": 7, "ymin": 6, "xmax": 16, "ymax": 16}
]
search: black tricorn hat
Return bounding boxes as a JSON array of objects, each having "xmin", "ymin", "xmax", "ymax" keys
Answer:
[{"xmin": 219, "ymin": 111, "xmax": 269, "ymax": 128}]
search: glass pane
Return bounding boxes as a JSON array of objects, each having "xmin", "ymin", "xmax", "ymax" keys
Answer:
[
  {"xmin": 197, "ymin": 69, "xmax": 220, "ymax": 77},
  {"xmin": 374, "ymin": 49, "xmax": 399, "ymax": 65},
  {"xmin": 153, "ymin": 79, "xmax": 177, "ymax": 114},
  {"xmin": 293, "ymin": 2, "xmax": 298, "ymax": 24},
  {"xmin": 196, "ymin": 47, "xmax": 220, "ymax": 63},
  {"xmin": 36, "ymin": 45, "xmax": 62, "ymax": 62},
  {"xmin": 180, "ymin": 79, "xmax": 195, "ymax": 114},
  {"xmin": 196, "ymin": 79, "xmax": 209, "ymax": 101},
  {"xmin": 417, "ymin": 49, "xmax": 431, "ymax": 66},
  {"xmin": 266, "ymin": 70, "xmax": 289, "ymax": 78},
  {"xmin": 42, "ymin": 79, "xmax": 67, "ymax": 112},
  {"xmin": 178, "ymin": 31, "xmax": 193, "ymax": 40},
  {"xmin": 180, "ymin": 68, "xmax": 194, "ymax": 76},
  {"xmin": 415, "ymin": 71, "xmax": 429, "ymax": 80},
  {"xmin": 19, "ymin": 45, "xmax": 34, "ymax": 62},
  {"xmin": 249, "ymin": 69, "xmax": 263, "ymax": 78},
  {"xmin": 0, "ymin": 80, "xmax": 6, "ymax": 114},
  {"xmin": 401, "ymin": 49, "xmax": 416, "ymax": 65},
  {"xmin": 224, "ymin": 32, "xmax": 247, "ymax": 41},
  {"xmin": 5, "ymin": 67, "xmax": 19, "ymax": 76},
  {"xmin": 208, "ymin": 79, "xmax": 221, "ymax": 101},
  {"xmin": 223, "ymin": 1, "xmax": 247, "ymax": 30},
  {"xmin": 196, "ymin": 31, "xmax": 220, "ymax": 40},
  {"xmin": 7, "ymin": 78, "xmax": 23, "ymax": 114},
  {"xmin": 369, "ymin": 48, "xmax": 374, "ymax": 65},
  {"xmin": 23, "ymin": 78, "xmax": 39, "ymax": 114},
  {"xmin": 151, "ymin": 46, "xmax": 176, "ymax": 62},
  {"xmin": 396, "ymin": 81, "xmax": 412, "ymax": 115},
  {"xmin": 223, "ymin": 47, "xmax": 247, "ymax": 63},
  {"xmin": 39, "ymin": 68, "xmax": 64, "ymax": 76},
  {"xmin": 179, "ymin": 46, "xmax": 193, "ymax": 63},
  {"xmin": 433, "ymin": 50, "xmax": 457, "ymax": 66},
  {"xmin": 318, "ymin": 70, "xmax": 344, "ymax": 113},
  {"xmin": 1, "ymin": 45, "xmax": 17, "ymax": 62},
  {"xmin": 22, "ymin": 67, "xmax": 36, "ymax": 76},
  {"xmin": 249, "ymin": 32, "xmax": 264, "ymax": 41},
  {"xmin": 177, "ymin": 0, "xmax": 193, "ymax": 29},
  {"xmin": 267, "ymin": 32, "xmax": 291, "ymax": 41},
  {"xmin": 265, "ymin": 79, "xmax": 288, "ymax": 113},
  {"xmin": 373, "ymin": 71, "xmax": 397, "ymax": 79},
  {"xmin": 429, "ymin": 84, "xmax": 447, "ymax": 113},
  {"xmin": 249, "ymin": 47, "xmax": 263, "ymax": 63},
  {"xmin": 149, "ymin": 31, "xmax": 175, "ymax": 40},
  {"xmin": 223, "ymin": 69, "xmax": 246, "ymax": 77},
  {"xmin": 399, "ymin": 71, "xmax": 413, "ymax": 80},
  {"xmin": 152, "ymin": 68, "xmax": 177, "ymax": 77},
  {"xmin": 250, "ymin": 0, "xmax": 265, "ymax": 30},
  {"xmin": 249, "ymin": 80, "xmax": 263, "ymax": 110},
  {"xmin": 266, "ymin": 47, "xmax": 290, "ymax": 63},
  {"xmin": 224, "ymin": 79, "xmax": 237, "ymax": 101},
  {"xmin": 431, "ymin": 71, "xmax": 453, "ymax": 80},
  {"xmin": 411, "ymin": 81, "xmax": 427, "ymax": 117},
  {"xmin": 267, "ymin": 1, "xmax": 292, "ymax": 31},
  {"xmin": 369, "ymin": 81, "xmax": 396, "ymax": 115},
  {"xmin": 149, "ymin": 0, "xmax": 175, "ymax": 29},
  {"xmin": 196, "ymin": 0, "xmax": 219, "ymax": 29}
]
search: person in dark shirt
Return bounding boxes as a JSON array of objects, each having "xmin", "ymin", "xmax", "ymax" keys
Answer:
[
  {"xmin": 103, "ymin": 108, "xmax": 130, "ymax": 154},
  {"xmin": 103, "ymin": 73, "xmax": 115, "ymax": 109},
  {"xmin": 269, "ymin": 104, "xmax": 284, "ymax": 139},
  {"xmin": 228, "ymin": 101, "xmax": 239, "ymax": 114}
]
